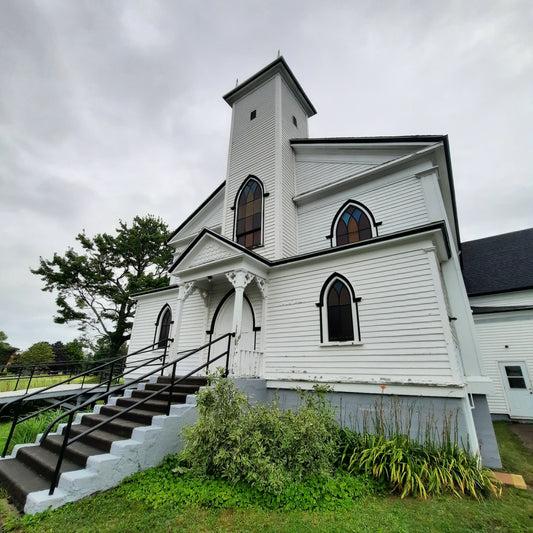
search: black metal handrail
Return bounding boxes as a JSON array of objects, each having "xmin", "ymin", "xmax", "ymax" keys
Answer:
[
  {"xmin": 0, "ymin": 357, "xmax": 128, "ymax": 395},
  {"xmin": 0, "ymin": 338, "xmax": 174, "ymax": 457},
  {"xmin": 40, "ymin": 332, "xmax": 234, "ymax": 494}
]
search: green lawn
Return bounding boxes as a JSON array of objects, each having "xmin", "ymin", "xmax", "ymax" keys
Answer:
[
  {"xmin": 0, "ymin": 375, "xmax": 103, "ymax": 393},
  {"xmin": 1, "ymin": 422, "xmax": 532, "ymax": 533}
]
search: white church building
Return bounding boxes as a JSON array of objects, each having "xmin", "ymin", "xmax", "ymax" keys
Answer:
[{"xmin": 127, "ymin": 57, "xmax": 500, "ymax": 466}]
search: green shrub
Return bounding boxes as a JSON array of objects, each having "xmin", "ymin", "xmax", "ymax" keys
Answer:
[
  {"xmin": 181, "ymin": 376, "xmax": 340, "ymax": 493},
  {"xmin": 341, "ymin": 430, "xmax": 501, "ymax": 499}
]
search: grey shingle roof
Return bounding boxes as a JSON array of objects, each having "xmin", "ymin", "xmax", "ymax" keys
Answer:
[{"xmin": 462, "ymin": 228, "xmax": 533, "ymax": 296}]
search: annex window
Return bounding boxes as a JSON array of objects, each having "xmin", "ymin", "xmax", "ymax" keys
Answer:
[
  {"xmin": 156, "ymin": 306, "xmax": 172, "ymax": 349},
  {"xmin": 234, "ymin": 176, "xmax": 263, "ymax": 249},
  {"xmin": 318, "ymin": 274, "xmax": 361, "ymax": 343},
  {"xmin": 332, "ymin": 201, "xmax": 376, "ymax": 246}
]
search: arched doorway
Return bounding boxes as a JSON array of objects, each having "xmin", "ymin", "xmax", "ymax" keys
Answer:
[{"xmin": 210, "ymin": 291, "xmax": 255, "ymax": 375}]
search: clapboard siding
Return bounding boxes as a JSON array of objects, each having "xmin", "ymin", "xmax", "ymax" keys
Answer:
[
  {"xmin": 263, "ymin": 243, "xmax": 456, "ymax": 386},
  {"xmin": 297, "ymin": 175, "xmax": 428, "ymax": 254},
  {"xmin": 171, "ymin": 188, "xmax": 224, "ymax": 242},
  {"xmin": 295, "ymin": 161, "xmax": 380, "ymax": 195},
  {"xmin": 474, "ymin": 312, "xmax": 533, "ymax": 414},
  {"xmin": 279, "ymin": 79, "xmax": 305, "ymax": 258},
  {"xmin": 470, "ymin": 289, "xmax": 533, "ymax": 307},
  {"xmin": 127, "ymin": 292, "xmax": 179, "ymax": 376},
  {"xmin": 174, "ymin": 290, "xmax": 209, "ymax": 374},
  {"xmin": 223, "ymin": 77, "xmax": 278, "ymax": 260}
]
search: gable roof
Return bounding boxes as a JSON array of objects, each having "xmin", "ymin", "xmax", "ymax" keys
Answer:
[
  {"xmin": 462, "ymin": 228, "xmax": 533, "ymax": 296},
  {"xmin": 166, "ymin": 181, "xmax": 225, "ymax": 245}
]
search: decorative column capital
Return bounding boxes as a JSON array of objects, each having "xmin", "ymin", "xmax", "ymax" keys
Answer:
[
  {"xmin": 178, "ymin": 281, "xmax": 196, "ymax": 301},
  {"xmin": 255, "ymin": 276, "xmax": 268, "ymax": 298},
  {"xmin": 226, "ymin": 270, "xmax": 254, "ymax": 290}
]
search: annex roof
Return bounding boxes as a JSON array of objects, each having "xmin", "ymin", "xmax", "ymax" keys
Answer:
[{"xmin": 462, "ymin": 228, "xmax": 533, "ymax": 296}]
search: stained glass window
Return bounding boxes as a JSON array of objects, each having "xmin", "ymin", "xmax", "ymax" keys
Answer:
[
  {"xmin": 236, "ymin": 178, "xmax": 262, "ymax": 248},
  {"xmin": 157, "ymin": 308, "xmax": 172, "ymax": 349},
  {"xmin": 335, "ymin": 205, "xmax": 372, "ymax": 245},
  {"xmin": 326, "ymin": 280, "xmax": 354, "ymax": 341}
]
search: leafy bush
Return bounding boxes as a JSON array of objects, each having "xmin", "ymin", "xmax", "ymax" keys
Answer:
[
  {"xmin": 117, "ymin": 455, "xmax": 380, "ymax": 511},
  {"xmin": 340, "ymin": 430, "xmax": 501, "ymax": 499},
  {"xmin": 181, "ymin": 376, "xmax": 340, "ymax": 493}
]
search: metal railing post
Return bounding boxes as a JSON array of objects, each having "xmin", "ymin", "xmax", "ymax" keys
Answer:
[
  {"xmin": 25, "ymin": 367, "xmax": 35, "ymax": 394},
  {"xmin": 166, "ymin": 361, "xmax": 178, "ymax": 416},
  {"xmin": 225, "ymin": 333, "xmax": 233, "ymax": 377},
  {"xmin": 106, "ymin": 361, "xmax": 115, "ymax": 393},
  {"xmin": 2, "ymin": 403, "xmax": 20, "ymax": 457},
  {"xmin": 206, "ymin": 336, "xmax": 212, "ymax": 375},
  {"xmin": 49, "ymin": 411, "xmax": 75, "ymax": 495},
  {"xmin": 14, "ymin": 368, "xmax": 22, "ymax": 392},
  {"xmin": 161, "ymin": 342, "xmax": 168, "ymax": 376}
]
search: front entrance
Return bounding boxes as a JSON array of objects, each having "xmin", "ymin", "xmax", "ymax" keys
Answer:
[
  {"xmin": 500, "ymin": 361, "xmax": 533, "ymax": 419},
  {"xmin": 211, "ymin": 292, "xmax": 255, "ymax": 374}
]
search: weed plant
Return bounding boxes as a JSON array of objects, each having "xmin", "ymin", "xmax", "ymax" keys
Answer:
[
  {"xmin": 5, "ymin": 409, "xmax": 65, "ymax": 454},
  {"xmin": 339, "ymin": 395, "xmax": 501, "ymax": 499},
  {"xmin": 116, "ymin": 455, "xmax": 381, "ymax": 511}
]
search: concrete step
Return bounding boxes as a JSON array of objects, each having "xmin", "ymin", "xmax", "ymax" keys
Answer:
[
  {"xmin": 16, "ymin": 445, "xmax": 81, "ymax": 482},
  {"xmin": 0, "ymin": 458, "xmax": 50, "ymax": 511},
  {"xmin": 81, "ymin": 412, "xmax": 147, "ymax": 438},
  {"xmin": 40, "ymin": 432, "xmax": 113, "ymax": 466},
  {"xmin": 0, "ymin": 374, "xmax": 204, "ymax": 513},
  {"xmin": 115, "ymin": 397, "xmax": 170, "ymax": 414}
]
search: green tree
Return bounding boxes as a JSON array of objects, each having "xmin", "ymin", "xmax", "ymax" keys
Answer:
[
  {"xmin": 19, "ymin": 341, "xmax": 54, "ymax": 368},
  {"xmin": 0, "ymin": 331, "xmax": 18, "ymax": 366},
  {"xmin": 32, "ymin": 215, "xmax": 172, "ymax": 357}
]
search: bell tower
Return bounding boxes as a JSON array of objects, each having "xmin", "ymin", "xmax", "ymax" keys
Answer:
[{"xmin": 221, "ymin": 57, "xmax": 316, "ymax": 260}]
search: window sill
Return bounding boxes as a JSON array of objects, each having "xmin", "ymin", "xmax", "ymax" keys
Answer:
[{"xmin": 320, "ymin": 341, "xmax": 363, "ymax": 347}]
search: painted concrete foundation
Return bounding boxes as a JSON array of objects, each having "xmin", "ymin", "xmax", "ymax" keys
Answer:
[{"xmin": 233, "ymin": 378, "xmax": 502, "ymax": 468}]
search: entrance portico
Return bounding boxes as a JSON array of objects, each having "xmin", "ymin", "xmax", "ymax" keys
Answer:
[{"xmin": 168, "ymin": 230, "xmax": 269, "ymax": 376}]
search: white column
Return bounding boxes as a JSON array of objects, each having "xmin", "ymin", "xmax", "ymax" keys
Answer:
[{"xmin": 226, "ymin": 271, "xmax": 254, "ymax": 339}]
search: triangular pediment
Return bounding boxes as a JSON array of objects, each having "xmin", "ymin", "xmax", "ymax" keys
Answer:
[{"xmin": 171, "ymin": 232, "xmax": 241, "ymax": 273}]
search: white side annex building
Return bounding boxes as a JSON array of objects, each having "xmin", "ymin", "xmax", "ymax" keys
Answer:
[
  {"xmin": 128, "ymin": 57, "xmax": 501, "ymax": 466},
  {"xmin": 462, "ymin": 229, "xmax": 533, "ymax": 421}
]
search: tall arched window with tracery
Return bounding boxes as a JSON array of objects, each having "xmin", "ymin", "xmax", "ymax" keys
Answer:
[
  {"xmin": 332, "ymin": 201, "xmax": 375, "ymax": 246},
  {"xmin": 235, "ymin": 177, "xmax": 263, "ymax": 249},
  {"xmin": 318, "ymin": 273, "xmax": 361, "ymax": 343},
  {"xmin": 156, "ymin": 306, "xmax": 172, "ymax": 349}
]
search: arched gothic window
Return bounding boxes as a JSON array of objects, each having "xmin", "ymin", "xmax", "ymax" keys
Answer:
[
  {"xmin": 235, "ymin": 177, "xmax": 263, "ymax": 249},
  {"xmin": 333, "ymin": 201, "xmax": 375, "ymax": 246},
  {"xmin": 156, "ymin": 306, "xmax": 172, "ymax": 349},
  {"xmin": 319, "ymin": 274, "xmax": 361, "ymax": 343}
]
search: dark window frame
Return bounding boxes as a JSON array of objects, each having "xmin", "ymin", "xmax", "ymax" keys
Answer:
[
  {"xmin": 329, "ymin": 200, "xmax": 379, "ymax": 247},
  {"xmin": 154, "ymin": 305, "xmax": 173, "ymax": 349},
  {"xmin": 317, "ymin": 273, "xmax": 361, "ymax": 343},
  {"xmin": 233, "ymin": 176, "xmax": 265, "ymax": 249}
]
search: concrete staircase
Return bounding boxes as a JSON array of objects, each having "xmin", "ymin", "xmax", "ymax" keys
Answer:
[{"xmin": 0, "ymin": 375, "xmax": 206, "ymax": 514}]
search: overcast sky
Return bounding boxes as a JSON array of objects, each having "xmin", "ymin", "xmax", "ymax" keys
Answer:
[{"xmin": 1, "ymin": 0, "xmax": 531, "ymax": 350}]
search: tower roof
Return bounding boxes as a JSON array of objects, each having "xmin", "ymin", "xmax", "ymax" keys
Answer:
[{"xmin": 223, "ymin": 56, "xmax": 317, "ymax": 117}]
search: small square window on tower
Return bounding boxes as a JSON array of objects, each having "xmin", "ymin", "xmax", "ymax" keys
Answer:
[
  {"xmin": 292, "ymin": 115, "xmax": 298, "ymax": 127},
  {"xmin": 250, "ymin": 110, "xmax": 256, "ymax": 120}
]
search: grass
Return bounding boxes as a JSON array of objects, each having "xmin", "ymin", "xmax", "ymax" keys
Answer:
[
  {"xmin": 0, "ymin": 422, "xmax": 532, "ymax": 532},
  {"xmin": 0, "ymin": 375, "xmax": 105, "ymax": 393}
]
